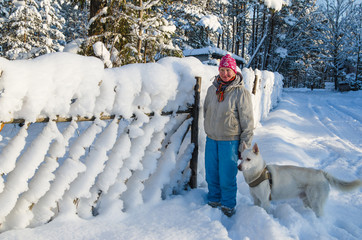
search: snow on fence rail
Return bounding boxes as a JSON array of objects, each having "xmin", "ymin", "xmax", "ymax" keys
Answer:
[{"xmin": 0, "ymin": 53, "xmax": 283, "ymax": 232}]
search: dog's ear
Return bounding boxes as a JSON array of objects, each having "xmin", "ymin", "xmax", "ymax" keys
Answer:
[
  {"xmin": 242, "ymin": 141, "xmax": 248, "ymax": 152},
  {"xmin": 252, "ymin": 143, "xmax": 259, "ymax": 154}
]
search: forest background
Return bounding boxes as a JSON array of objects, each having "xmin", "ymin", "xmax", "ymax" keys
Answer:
[{"xmin": 0, "ymin": 0, "xmax": 361, "ymax": 90}]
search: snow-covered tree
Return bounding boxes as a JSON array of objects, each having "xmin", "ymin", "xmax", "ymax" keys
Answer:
[
  {"xmin": 268, "ymin": 0, "xmax": 320, "ymax": 87},
  {"xmin": 317, "ymin": 0, "xmax": 356, "ymax": 90},
  {"xmin": 0, "ymin": 0, "xmax": 65, "ymax": 60},
  {"xmin": 124, "ymin": 0, "xmax": 181, "ymax": 63},
  {"xmin": 0, "ymin": 0, "xmax": 9, "ymax": 54},
  {"xmin": 343, "ymin": 3, "xmax": 362, "ymax": 89},
  {"xmin": 58, "ymin": 0, "xmax": 88, "ymax": 43},
  {"xmin": 167, "ymin": 0, "xmax": 222, "ymax": 50},
  {"xmin": 38, "ymin": 0, "xmax": 66, "ymax": 50},
  {"xmin": 79, "ymin": 0, "xmax": 181, "ymax": 67}
]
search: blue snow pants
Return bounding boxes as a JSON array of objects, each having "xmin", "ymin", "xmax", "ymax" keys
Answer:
[{"xmin": 205, "ymin": 137, "xmax": 239, "ymax": 209}]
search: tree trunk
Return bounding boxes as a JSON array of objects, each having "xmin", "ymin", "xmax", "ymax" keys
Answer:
[
  {"xmin": 260, "ymin": 8, "xmax": 268, "ymax": 69},
  {"xmin": 235, "ymin": 20, "xmax": 240, "ymax": 55},
  {"xmin": 137, "ymin": 0, "xmax": 144, "ymax": 62},
  {"xmin": 251, "ymin": 5, "xmax": 256, "ymax": 58},
  {"xmin": 252, "ymin": 5, "xmax": 259, "ymax": 69},
  {"xmin": 90, "ymin": 0, "xmax": 106, "ymax": 19},
  {"xmin": 355, "ymin": 34, "xmax": 360, "ymax": 84},
  {"xmin": 241, "ymin": 2, "xmax": 246, "ymax": 60},
  {"xmin": 232, "ymin": 3, "xmax": 235, "ymax": 53},
  {"xmin": 89, "ymin": 0, "xmax": 107, "ymax": 36},
  {"xmin": 264, "ymin": 10, "xmax": 275, "ymax": 70}
]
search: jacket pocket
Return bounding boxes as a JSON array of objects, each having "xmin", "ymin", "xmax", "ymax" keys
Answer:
[{"xmin": 224, "ymin": 108, "xmax": 239, "ymax": 135}]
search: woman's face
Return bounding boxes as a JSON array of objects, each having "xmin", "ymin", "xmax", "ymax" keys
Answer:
[{"xmin": 219, "ymin": 67, "xmax": 236, "ymax": 82}]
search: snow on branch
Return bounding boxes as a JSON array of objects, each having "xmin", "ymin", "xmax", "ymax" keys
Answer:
[
  {"xmin": 196, "ymin": 15, "xmax": 222, "ymax": 34},
  {"xmin": 126, "ymin": 0, "xmax": 161, "ymax": 11},
  {"xmin": 263, "ymin": 0, "xmax": 288, "ymax": 11}
]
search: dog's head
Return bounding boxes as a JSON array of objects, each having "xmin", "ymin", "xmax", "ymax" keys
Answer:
[{"xmin": 237, "ymin": 142, "xmax": 264, "ymax": 172}]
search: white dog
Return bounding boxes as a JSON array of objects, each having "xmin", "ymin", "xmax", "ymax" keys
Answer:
[{"xmin": 238, "ymin": 142, "xmax": 362, "ymax": 217}]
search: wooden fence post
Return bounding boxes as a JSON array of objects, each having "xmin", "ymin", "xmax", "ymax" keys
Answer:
[
  {"xmin": 189, "ymin": 76, "xmax": 201, "ymax": 189},
  {"xmin": 252, "ymin": 75, "xmax": 258, "ymax": 95}
]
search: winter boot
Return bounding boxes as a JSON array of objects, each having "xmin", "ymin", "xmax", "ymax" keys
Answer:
[
  {"xmin": 221, "ymin": 206, "xmax": 235, "ymax": 217},
  {"xmin": 208, "ymin": 201, "xmax": 221, "ymax": 208}
]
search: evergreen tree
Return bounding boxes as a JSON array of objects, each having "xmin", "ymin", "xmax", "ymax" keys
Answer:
[
  {"xmin": 0, "ymin": 0, "xmax": 9, "ymax": 54},
  {"xmin": 124, "ymin": 0, "xmax": 181, "ymax": 63},
  {"xmin": 0, "ymin": 0, "xmax": 65, "ymax": 60},
  {"xmin": 59, "ymin": 0, "xmax": 88, "ymax": 43},
  {"xmin": 38, "ymin": 0, "xmax": 66, "ymax": 51},
  {"xmin": 167, "ymin": 0, "xmax": 222, "ymax": 50},
  {"xmin": 79, "ymin": 0, "xmax": 181, "ymax": 67}
]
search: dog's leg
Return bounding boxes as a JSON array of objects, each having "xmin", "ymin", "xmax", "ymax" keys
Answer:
[
  {"xmin": 306, "ymin": 183, "xmax": 330, "ymax": 217},
  {"xmin": 252, "ymin": 183, "xmax": 271, "ymax": 211},
  {"xmin": 251, "ymin": 190, "xmax": 270, "ymax": 212},
  {"xmin": 259, "ymin": 197, "xmax": 271, "ymax": 211},
  {"xmin": 251, "ymin": 192, "xmax": 261, "ymax": 206},
  {"xmin": 299, "ymin": 192, "xmax": 311, "ymax": 208},
  {"xmin": 250, "ymin": 188, "xmax": 270, "ymax": 211}
]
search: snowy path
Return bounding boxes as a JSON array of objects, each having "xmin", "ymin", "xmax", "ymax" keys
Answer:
[{"xmin": 0, "ymin": 89, "xmax": 361, "ymax": 240}]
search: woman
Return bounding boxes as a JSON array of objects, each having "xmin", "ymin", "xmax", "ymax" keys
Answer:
[{"xmin": 203, "ymin": 54, "xmax": 254, "ymax": 217}]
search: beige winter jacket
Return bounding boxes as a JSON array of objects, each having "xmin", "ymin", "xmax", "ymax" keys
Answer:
[{"xmin": 203, "ymin": 73, "xmax": 254, "ymax": 152}]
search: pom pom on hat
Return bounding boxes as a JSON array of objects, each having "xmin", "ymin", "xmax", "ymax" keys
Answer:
[{"xmin": 219, "ymin": 54, "xmax": 237, "ymax": 74}]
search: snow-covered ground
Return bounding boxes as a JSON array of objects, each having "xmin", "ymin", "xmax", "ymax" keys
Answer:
[{"xmin": 1, "ymin": 89, "xmax": 361, "ymax": 240}]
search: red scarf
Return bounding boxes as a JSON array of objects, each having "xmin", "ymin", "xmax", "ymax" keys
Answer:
[{"xmin": 216, "ymin": 76, "xmax": 235, "ymax": 102}]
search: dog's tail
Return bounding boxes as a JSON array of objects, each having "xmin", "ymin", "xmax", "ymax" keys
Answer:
[{"xmin": 323, "ymin": 172, "xmax": 362, "ymax": 192}]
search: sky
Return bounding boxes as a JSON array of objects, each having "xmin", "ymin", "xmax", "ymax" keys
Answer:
[{"xmin": 0, "ymin": 50, "xmax": 361, "ymax": 239}]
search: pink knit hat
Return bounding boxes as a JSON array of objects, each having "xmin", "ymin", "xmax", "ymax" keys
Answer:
[{"xmin": 219, "ymin": 54, "xmax": 237, "ymax": 74}]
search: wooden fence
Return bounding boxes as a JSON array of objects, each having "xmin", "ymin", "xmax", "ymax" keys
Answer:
[{"xmin": 0, "ymin": 77, "xmax": 201, "ymax": 232}]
